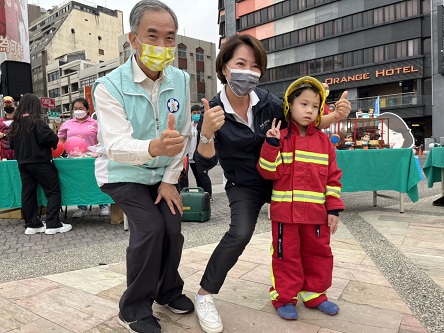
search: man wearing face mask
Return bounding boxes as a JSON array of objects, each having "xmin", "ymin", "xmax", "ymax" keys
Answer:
[
  {"xmin": 187, "ymin": 104, "xmax": 212, "ymax": 198},
  {"xmin": 0, "ymin": 96, "xmax": 16, "ymax": 160},
  {"xmin": 92, "ymin": 1, "xmax": 193, "ymax": 332}
]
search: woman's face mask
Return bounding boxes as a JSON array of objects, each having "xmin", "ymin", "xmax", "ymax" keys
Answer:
[
  {"xmin": 135, "ymin": 35, "xmax": 176, "ymax": 72},
  {"xmin": 191, "ymin": 114, "xmax": 201, "ymax": 123},
  {"xmin": 226, "ymin": 65, "xmax": 261, "ymax": 97},
  {"xmin": 73, "ymin": 110, "xmax": 87, "ymax": 119}
]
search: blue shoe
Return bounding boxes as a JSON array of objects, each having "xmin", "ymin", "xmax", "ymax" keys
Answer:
[
  {"xmin": 316, "ymin": 300, "xmax": 340, "ymax": 315},
  {"xmin": 277, "ymin": 304, "xmax": 298, "ymax": 320}
]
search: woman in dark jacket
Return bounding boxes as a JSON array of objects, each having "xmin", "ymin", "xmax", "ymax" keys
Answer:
[{"xmin": 9, "ymin": 93, "xmax": 72, "ymax": 235}]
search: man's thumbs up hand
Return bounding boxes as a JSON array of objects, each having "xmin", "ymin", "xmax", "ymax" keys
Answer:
[{"xmin": 149, "ymin": 113, "xmax": 184, "ymax": 157}]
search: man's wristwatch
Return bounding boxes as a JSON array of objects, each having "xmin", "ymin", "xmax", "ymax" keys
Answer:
[{"xmin": 200, "ymin": 133, "xmax": 214, "ymax": 144}]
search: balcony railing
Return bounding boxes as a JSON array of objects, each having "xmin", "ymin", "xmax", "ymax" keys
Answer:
[{"xmin": 343, "ymin": 92, "xmax": 420, "ymax": 112}]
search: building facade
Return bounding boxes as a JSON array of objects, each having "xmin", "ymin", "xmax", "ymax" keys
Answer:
[
  {"xmin": 28, "ymin": 1, "xmax": 123, "ymax": 99},
  {"xmin": 219, "ymin": 0, "xmax": 444, "ymax": 145}
]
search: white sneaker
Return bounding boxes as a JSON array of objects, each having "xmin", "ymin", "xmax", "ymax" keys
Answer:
[
  {"xmin": 45, "ymin": 223, "xmax": 72, "ymax": 235},
  {"xmin": 195, "ymin": 294, "xmax": 223, "ymax": 333},
  {"xmin": 73, "ymin": 208, "xmax": 88, "ymax": 218},
  {"xmin": 100, "ymin": 205, "xmax": 110, "ymax": 217},
  {"xmin": 25, "ymin": 222, "xmax": 46, "ymax": 235}
]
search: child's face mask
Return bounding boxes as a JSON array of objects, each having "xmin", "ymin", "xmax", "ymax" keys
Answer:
[{"xmin": 192, "ymin": 114, "xmax": 201, "ymax": 123}]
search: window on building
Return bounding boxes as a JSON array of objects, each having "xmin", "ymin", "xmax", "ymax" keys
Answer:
[
  {"xmin": 315, "ymin": 25, "xmax": 324, "ymax": 39},
  {"xmin": 306, "ymin": 26, "xmax": 315, "ymax": 42},
  {"xmin": 283, "ymin": 33, "xmax": 291, "ymax": 48},
  {"xmin": 196, "ymin": 50, "xmax": 204, "ymax": 61},
  {"xmin": 333, "ymin": 18, "xmax": 342, "ymax": 34},
  {"xmin": 178, "ymin": 44, "xmax": 187, "ymax": 58},
  {"xmin": 385, "ymin": 43, "xmax": 396, "ymax": 60},
  {"xmin": 274, "ymin": 3, "xmax": 283, "ymax": 18},
  {"xmin": 353, "ymin": 50, "xmax": 364, "ymax": 66},
  {"xmin": 254, "ymin": 10, "xmax": 261, "ymax": 25},
  {"xmin": 49, "ymin": 88, "xmax": 60, "ymax": 98},
  {"xmin": 298, "ymin": 0, "xmax": 307, "ymax": 11},
  {"xmin": 240, "ymin": 16, "xmax": 247, "ymax": 30},
  {"xmin": 197, "ymin": 92, "xmax": 205, "ymax": 101},
  {"xmin": 384, "ymin": 4, "xmax": 395, "ymax": 21},
  {"xmin": 408, "ymin": 39, "xmax": 419, "ymax": 56},
  {"xmin": 374, "ymin": 45, "xmax": 384, "ymax": 62},
  {"xmin": 283, "ymin": 1, "xmax": 290, "ymax": 14},
  {"xmin": 47, "ymin": 70, "xmax": 59, "ymax": 82},
  {"xmin": 267, "ymin": 6, "xmax": 274, "ymax": 20},
  {"xmin": 407, "ymin": 0, "xmax": 419, "ymax": 16},
  {"xmin": 197, "ymin": 71, "xmax": 205, "ymax": 82},
  {"xmin": 374, "ymin": 8, "xmax": 384, "ymax": 25},
  {"xmin": 99, "ymin": 49, "xmax": 104, "ymax": 55},
  {"xmin": 299, "ymin": 29, "xmax": 306, "ymax": 43},
  {"xmin": 363, "ymin": 11, "xmax": 373, "ymax": 27},
  {"xmin": 363, "ymin": 48, "xmax": 374, "ymax": 63},
  {"xmin": 275, "ymin": 35, "xmax": 283, "ymax": 49},
  {"xmin": 342, "ymin": 16, "xmax": 352, "ymax": 31}
]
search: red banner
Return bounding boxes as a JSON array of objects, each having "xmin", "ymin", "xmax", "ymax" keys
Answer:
[{"xmin": 40, "ymin": 97, "xmax": 56, "ymax": 108}]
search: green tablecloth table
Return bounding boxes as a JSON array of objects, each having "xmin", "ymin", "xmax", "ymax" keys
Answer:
[
  {"xmin": 0, "ymin": 158, "xmax": 113, "ymax": 209},
  {"xmin": 336, "ymin": 148, "xmax": 421, "ymax": 212},
  {"xmin": 423, "ymin": 147, "xmax": 444, "ymax": 205}
]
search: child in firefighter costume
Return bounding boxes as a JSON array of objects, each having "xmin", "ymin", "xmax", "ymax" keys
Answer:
[{"xmin": 257, "ymin": 76, "xmax": 344, "ymax": 320}]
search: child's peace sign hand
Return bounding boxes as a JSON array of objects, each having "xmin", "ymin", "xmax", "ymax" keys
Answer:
[{"xmin": 266, "ymin": 118, "xmax": 281, "ymax": 140}]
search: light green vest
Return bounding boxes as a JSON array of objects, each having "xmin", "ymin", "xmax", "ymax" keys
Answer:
[{"xmin": 92, "ymin": 57, "xmax": 190, "ymax": 185}]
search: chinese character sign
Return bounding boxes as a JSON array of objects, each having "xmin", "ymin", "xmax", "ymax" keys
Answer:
[{"xmin": 0, "ymin": 0, "xmax": 30, "ymax": 63}]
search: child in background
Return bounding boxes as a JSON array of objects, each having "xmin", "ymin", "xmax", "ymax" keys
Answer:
[
  {"xmin": 0, "ymin": 96, "xmax": 16, "ymax": 160},
  {"xmin": 257, "ymin": 76, "xmax": 344, "ymax": 320},
  {"xmin": 8, "ymin": 94, "xmax": 72, "ymax": 235}
]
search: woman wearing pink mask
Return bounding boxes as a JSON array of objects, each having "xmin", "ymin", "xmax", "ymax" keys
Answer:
[
  {"xmin": 57, "ymin": 98, "xmax": 110, "ymax": 218},
  {"xmin": 193, "ymin": 34, "xmax": 352, "ymax": 333}
]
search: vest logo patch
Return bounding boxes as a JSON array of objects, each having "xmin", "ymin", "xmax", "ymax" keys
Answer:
[{"xmin": 167, "ymin": 98, "xmax": 180, "ymax": 113}]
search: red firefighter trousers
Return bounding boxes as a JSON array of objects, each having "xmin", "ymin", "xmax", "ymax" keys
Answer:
[{"xmin": 270, "ymin": 222, "xmax": 333, "ymax": 309}]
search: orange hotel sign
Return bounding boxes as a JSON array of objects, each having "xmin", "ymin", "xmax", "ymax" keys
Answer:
[{"xmin": 321, "ymin": 59, "xmax": 423, "ymax": 88}]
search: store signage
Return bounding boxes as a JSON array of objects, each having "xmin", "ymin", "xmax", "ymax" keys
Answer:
[
  {"xmin": 320, "ymin": 59, "xmax": 423, "ymax": 89},
  {"xmin": 325, "ymin": 65, "xmax": 419, "ymax": 85},
  {"xmin": 40, "ymin": 97, "xmax": 56, "ymax": 108}
]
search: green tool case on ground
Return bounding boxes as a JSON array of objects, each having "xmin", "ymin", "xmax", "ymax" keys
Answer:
[{"xmin": 180, "ymin": 187, "xmax": 211, "ymax": 222}]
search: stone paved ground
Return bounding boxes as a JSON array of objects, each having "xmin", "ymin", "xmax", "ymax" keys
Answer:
[{"xmin": 1, "ymin": 156, "xmax": 444, "ymax": 333}]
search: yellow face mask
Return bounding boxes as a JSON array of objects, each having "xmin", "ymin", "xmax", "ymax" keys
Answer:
[{"xmin": 135, "ymin": 35, "xmax": 176, "ymax": 72}]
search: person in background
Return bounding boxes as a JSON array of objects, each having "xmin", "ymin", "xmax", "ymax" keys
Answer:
[
  {"xmin": 57, "ymin": 97, "xmax": 110, "ymax": 218},
  {"xmin": 92, "ymin": 1, "xmax": 194, "ymax": 332},
  {"xmin": 193, "ymin": 34, "xmax": 351, "ymax": 333},
  {"xmin": 257, "ymin": 76, "xmax": 344, "ymax": 320},
  {"xmin": 8, "ymin": 93, "xmax": 72, "ymax": 235},
  {"xmin": 0, "ymin": 96, "xmax": 16, "ymax": 160},
  {"xmin": 188, "ymin": 104, "xmax": 212, "ymax": 198}
]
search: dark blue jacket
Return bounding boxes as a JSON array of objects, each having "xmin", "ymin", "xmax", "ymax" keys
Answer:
[{"xmin": 194, "ymin": 87, "xmax": 285, "ymax": 193}]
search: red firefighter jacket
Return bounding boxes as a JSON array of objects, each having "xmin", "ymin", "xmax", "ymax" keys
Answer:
[{"xmin": 257, "ymin": 121, "xmax": 344, "ymax": 224}]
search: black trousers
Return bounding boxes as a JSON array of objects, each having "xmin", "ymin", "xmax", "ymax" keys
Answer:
[
  {"xmin": 190, "ymin": 162, "xmax": 212, "ymax": 196},
  {"xmin": 18, "ymin": 161, "xmax": 62, "ymax": 229},
  {"xmin": 101, "ymin": 182, "xmax": 184, "ymax": 321},
  {"xmin": 200, "ymin": 183, "xmax": 271, "ymax": 294}
]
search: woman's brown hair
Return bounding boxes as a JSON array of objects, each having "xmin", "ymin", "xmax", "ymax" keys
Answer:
[{"xmin": 216, "ymin": 34, "xmax": 267, "ymax": 85}]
